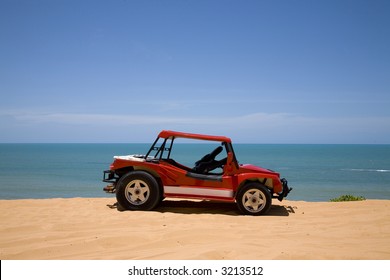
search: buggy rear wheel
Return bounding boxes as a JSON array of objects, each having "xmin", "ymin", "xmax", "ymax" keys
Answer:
[
  {"xmin": 116, "ymin": 171, "xmax": 161, "ymax": 211},
  {"xmin": 236, "ymin": 183, "xmax": 272, "ymax": 215}
]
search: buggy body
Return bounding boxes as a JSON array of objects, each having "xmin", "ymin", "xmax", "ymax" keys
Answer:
[{"xmin": 103, "ymin": 130, "xmax": 291, "ymax": 215}]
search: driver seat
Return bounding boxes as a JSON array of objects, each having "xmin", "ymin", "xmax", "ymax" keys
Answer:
[{"xmin": 193, "ymin": 146, "xmax": 225, "ymax": 174}]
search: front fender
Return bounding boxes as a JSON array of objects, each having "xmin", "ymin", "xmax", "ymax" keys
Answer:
[{"xmin": 236, "ymin": 173, "xmax": 283, "ymax": 193}]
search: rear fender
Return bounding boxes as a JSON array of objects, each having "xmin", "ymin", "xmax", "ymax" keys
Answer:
[
  {"xmin": 111, "ymin": 158, "xmax": 161, "ymax": 180},
  {"xmin": 132, "ymin": 166, "xmax": 160, "ymax": 179},
  {"xmin": 113, "ymin": 166, "xmax": 161, "ymax": 184}
]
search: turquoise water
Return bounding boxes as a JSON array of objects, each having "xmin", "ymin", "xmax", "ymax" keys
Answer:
[{"xmin": 0, "ymin": 144, "xmax": 389, "ymax": 201}]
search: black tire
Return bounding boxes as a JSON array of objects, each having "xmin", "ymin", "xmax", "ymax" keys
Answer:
[
  {"xmin": 116, "ymin": 171, "xmax": 161, "ymax": 211},
  {"xmin": 236, "ymin": 183, "xmax": 272, "ymax": 215}
]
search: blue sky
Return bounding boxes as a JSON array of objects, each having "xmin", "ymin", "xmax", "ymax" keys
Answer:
[{"xmin": 1, "ymin": 0, "xmax": 389, "ymax": 143}]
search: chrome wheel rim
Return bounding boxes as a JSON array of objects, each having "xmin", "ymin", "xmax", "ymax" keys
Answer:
[
  {"xmin": 125, "ymin": 179, "xmax": 150, "ymax": 205},
  {"xmin": 242, "ymin": 188, "xmax": 266, "ymax": 213}
]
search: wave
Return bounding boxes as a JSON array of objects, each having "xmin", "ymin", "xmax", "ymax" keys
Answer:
[{"xmin": 342, "ymin": 168, "xmax": 390, "ymax": 173}]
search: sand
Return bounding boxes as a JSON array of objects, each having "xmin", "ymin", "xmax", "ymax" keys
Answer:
[{"xmin": 0, "ymin": 198, "xmax": 389, "ymax": 260}]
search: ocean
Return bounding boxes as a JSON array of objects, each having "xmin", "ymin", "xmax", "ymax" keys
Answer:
[{"xmin": 0, "ymin": 143, "xmax": 389, "ymax": 201}]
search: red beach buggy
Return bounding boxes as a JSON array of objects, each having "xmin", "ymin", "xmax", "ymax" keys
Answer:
[{"xmin": 103, "ymin": 130, "xmax": 291, "ymax": 215}]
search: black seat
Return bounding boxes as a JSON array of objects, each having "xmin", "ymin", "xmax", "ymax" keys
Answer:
[
  {"xmin": 193, "ymin": 146, "xmax": 226, "ymax": 174},
  {"xmin": 195, "ymin": 146, "xmax": 223, "ymax": 166}
]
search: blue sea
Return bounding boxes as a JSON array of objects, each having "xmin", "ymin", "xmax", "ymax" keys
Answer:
[{"xmin": 0, "ymin": 143, "xmax": 389, "ymax": 201}]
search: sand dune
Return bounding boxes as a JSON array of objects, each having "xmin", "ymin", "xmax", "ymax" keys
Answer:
[{"xmin": 0, "ymin": 198, "xmax": 389, "ymax": 260}]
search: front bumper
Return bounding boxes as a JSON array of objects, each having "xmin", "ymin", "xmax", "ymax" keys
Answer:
[{"xmin": 277, "ymin": 178, "xmax": 292, "ymax": 201}]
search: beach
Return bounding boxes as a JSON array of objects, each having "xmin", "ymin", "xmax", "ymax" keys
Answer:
[{"xmin": 0, "ymin": 198, "xmax": 389, "ymax": 260}]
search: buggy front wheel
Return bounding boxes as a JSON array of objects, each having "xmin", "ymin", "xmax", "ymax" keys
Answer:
[{"xmin": 236, "ymin": 183, "xmax": 272, "ymax": 215}]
